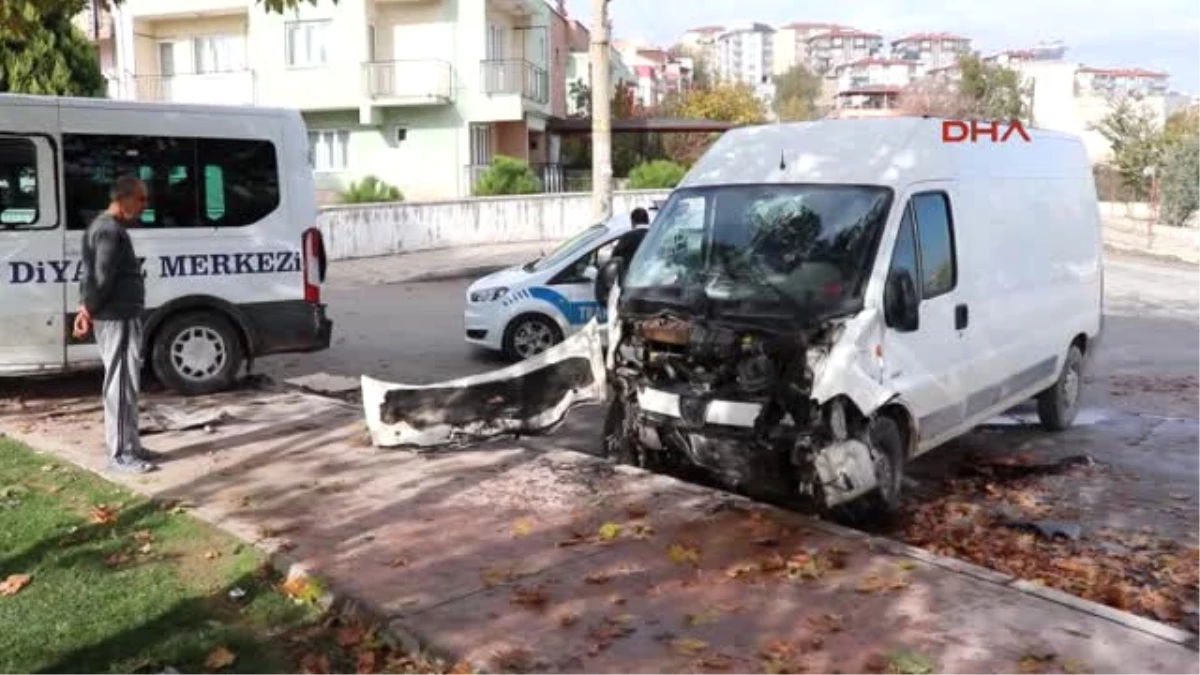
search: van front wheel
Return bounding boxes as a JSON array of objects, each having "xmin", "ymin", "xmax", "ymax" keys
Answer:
[
  {"xmin": 151, "ymin": 311, "xmax": 245, "ymax": 396},
  {"xmin": 1037, "ymin": 345, "xmax": 1084, "ymax": 431}
]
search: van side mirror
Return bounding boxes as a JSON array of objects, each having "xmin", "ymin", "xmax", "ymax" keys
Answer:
[
  {"xmin": 595, "ymin": 257, "xmax": 625, "ymax": 304},
  {"xmin": 884, "ymin": 269, "xmax": 919, "ymax": 332}
]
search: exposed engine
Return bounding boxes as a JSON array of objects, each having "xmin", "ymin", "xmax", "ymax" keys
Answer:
[{"xmin": 606, "ymin": 310, "xmax": 876, "ymax": 510}]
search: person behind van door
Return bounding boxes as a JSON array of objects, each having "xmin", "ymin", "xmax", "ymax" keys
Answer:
[{"xmin": 74, "ymin": 175, "xmax": 158, "ymax": 474}]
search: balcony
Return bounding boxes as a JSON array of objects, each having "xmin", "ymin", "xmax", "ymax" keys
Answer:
[
  {"xmin": 481, "ymin": 59, "xmax": 549, "ymax": 104},
  {"xmin": 132, "ymin": 71, "xmax": 256, "ymax": 105},
  {"xmin": 363, "ymin": 60, "xmax": 454, "ymax": 104},
  {"xmin": 121, "ymin": 0, "xmax": 246, "ymax": 19}
]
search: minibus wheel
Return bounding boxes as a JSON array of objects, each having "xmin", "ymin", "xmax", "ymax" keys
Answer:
[{"xmin": 151, "ymin": 311, "xmax": 245, "ymax": 396}]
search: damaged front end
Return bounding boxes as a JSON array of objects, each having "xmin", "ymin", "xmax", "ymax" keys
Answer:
[
  {"xmin": 362, "ymin": 320, "xmax": 607, "ymax": 448},
  {"xmin": 604, "ymin": 306, "xmax": 891, "ymax": 511}
]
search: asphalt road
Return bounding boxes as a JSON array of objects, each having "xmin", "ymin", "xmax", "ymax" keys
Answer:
[{"xmin": 257, "ymin": 249, "xmax": 1200, "ymax": 396}]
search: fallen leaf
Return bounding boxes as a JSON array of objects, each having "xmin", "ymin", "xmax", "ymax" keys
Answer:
[
  {"xmin": 667, "ymin": 543, "xmax": 701, "ymax": 566},
  {"xmin": 624, "ymin": 503, "xmax": 649, "ymax": 519},
  {"xmin": 686, "ymin": 607, "xmax": 722, "ymax": 626},
  {"xmin": 281, "ymin": 574, "xmax": 311, "ymax": 599},
  {"xmin": 609, "ymin": 594, "xmax": 626, "ymax": 606},
  {"xmin": 482, "ymin": 566, "xmax": 516, "ymax": 587},
  {"xmin": 760, "ymin": 553, "xmax": 787, "ymax": 573},
  {"xmin": 671, "ymin": 637, "xmax": 709, "ymax": 655},
  {"xmin": 355, "ymin": 649, "xmax": 378, "ymax": 674},
  {"xmin": 862, "ymin": 652, "xmax": 890, "ymax": 674},
  {"xmin": 0, "ymin": 574, "xmax": 31, "ymax": 596},
  {"xmin": 725, "ymin": 562, "xmax": 759, "ymax": 579},
  {"xmin": 1019, "ymin": 653, "xmax": 1056, "ymax": 674},
  {"xmin": 598, "ymin": 522, "xmax": 623, "ymax": 541},
  {"xmin": 559, "ymin": 613, "xmax": 579, "ymax": 627},
  {"xmin": 897, "ymin": 560, "xmax": 917, "ymax": 571},
  {"xmin": 695, "ymin": 653, "xmax": 734, "ymax": 671},
  {"xmin": 204, "ymin": 646, "xmax": 236, "ymax": 670},
  {"xmin": 337, "ymin": 624, "xmax": 367, "ymax": 647},
  {"xmin": 138, "ymin": 543, "xmax": 153, "ymax": 555},
  {"xmin": 132, "ymin": 530, "xmax": 153, "ymax": 544},
  {"xmin": 204, "ymin": 550, "xmax": 221, "ymax": 560},
  {"xmin": 90, "ymin": 505, "xmax": 117, "ymax": 524},
  {"xmin": 585, "ymin": 571, "xmax": 610, "ymax": 584},
  {"xmin": 386, "ymin": 557, "xmax": 409, "ymax": 568},
  {"xmin": 300, "ymin": 652, "xmax": 330, "ymax": 674},
  {"xmin": 510, "ymin": 586, "xmax": 549, "ymax": 610},
  {"xmin": 631, "ymin": 523, "xmax": 656, "ymax": 539},
  {"xmin": 1062, "ymin": 657, "xmax": 1091, "ymax": 674},
  {"xmin": 808, "ymin": 613, "xmax": 844, "ymax": 633},
  {"xmin": 511, "ymin": 518, "xmax": 533, "ymax": 537},
  {"xmin": 890, "ymin": 650, "xmax": 936, "ymax": 674}
]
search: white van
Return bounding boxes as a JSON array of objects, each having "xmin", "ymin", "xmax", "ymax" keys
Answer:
[
  {"xmin": 0, "ymin": 93, "xmax": 331, "ymax": 395},
  {"xmin": 600, "ymin": 117, "xmax": 1104, "ymax": 514}
]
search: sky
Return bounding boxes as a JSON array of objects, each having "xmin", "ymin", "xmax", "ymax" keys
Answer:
[{"xmin": 562, "ymin": 0, "xmax": 1200, "ymax": 94}]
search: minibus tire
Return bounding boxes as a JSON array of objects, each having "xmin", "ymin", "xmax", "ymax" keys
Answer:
[
  {"xmin": 833, "ymin": 416, "xmax": 905, "ymax": 525},
  {"xmin": 151, "ymin": 311, "xmax": 245, "ymax": 396}
]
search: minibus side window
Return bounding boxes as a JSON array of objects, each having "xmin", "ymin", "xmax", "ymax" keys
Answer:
[
  {"xmin": 64, "ymin": 133, "xmax": 280, "ymax": 231},
  {"xmin": 0, "ymin": 137, "xmax": 41, "ymax": 230},
  {"xmin": 910, "ymin": 192, "xmax": 956, "ymax": 299},
  {"xmin": 888, "ymin": 206, "xmax": 920, "ymax": 296}
]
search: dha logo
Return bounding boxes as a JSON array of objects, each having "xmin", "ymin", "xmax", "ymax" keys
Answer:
[{"xmin": 941, "ymin": 119, "xmax": 1032, "ymax": 143}]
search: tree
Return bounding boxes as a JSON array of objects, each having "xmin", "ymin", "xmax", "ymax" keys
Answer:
[
  {"xmin": 1159, "ymin": 134, "xmax": 1199, "ymax": 227},
  {"xmin": 662, "ymin": 83, "xmax": 766, "ymax": 166},
  {"xmin": 339, "ymin": 175, "xmax": 403, "ymax": 204},
  {"xmin": 474, "ymin": 155, "xmax": 541, "ymax": 196},
  {"xmin": 627, "ymin": 160, "xmax": 687, "ymax": 189},
  {"xmin": 1162, "ymin": 107, "xmax": 1200, "ymax": 147},
  {"xmin": 1092, "ymin": 95, "xmax": 1165, "ymax": 201},
  {"xmin": 772, "ymin": 65, "xmax": 823, "ymax": 121},
  {"xmin": 0, "ymin": 1, "xmax": 105, "ymax": 97},
  {"xmin": 899, "ymin": 54, "xmax": 1029, "ymax": 122},
  {"xmin": 568, "ymin": 80, "xmax": 590, "ymax": 118}
]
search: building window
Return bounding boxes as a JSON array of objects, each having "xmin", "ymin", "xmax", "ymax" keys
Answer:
[
  {"xmin": 62, "ymin": 133, "xmax": 280, "ymax": 230},
  {"xmin": 194, "ymin": 35, "xmax": 246, "ymax": 73},
  {"xmin": 0, "ymin": 136, "xmax": 40, "ymax": 229},
  {"xmin": 308, "ymin": 130, "xmax": 350, "ymax": 172},
  {"xmin": 854, "ymin": 37, "xmax": 865, "ymax": 47},
  {"xmin": 285, "ymin": 20, "xmax": 331, "ymax": 68},
  {"xmin": 469, "ymin": 123, "xmax": 492, "ymax": 166}
]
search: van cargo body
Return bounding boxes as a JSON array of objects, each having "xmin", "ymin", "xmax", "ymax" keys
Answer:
[
  {"xmin": 0, "ymin": 93, "xmax": 331, "ymax": 395},
  {"xmin": 604, "ymin": 117, "xmax": 1103, "ymax": 513}
]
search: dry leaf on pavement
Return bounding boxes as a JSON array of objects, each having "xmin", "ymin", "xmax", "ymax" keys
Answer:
[
  {"xmin": 624, "ymin": 503, "xmax": 649, "ymax": 519},
  {"xmin": 668, "ymin": 543, "xmax": 701, "ymax": 566},
  {"xmin": 671, "ymin": 637, "xmax": 709, "ymax": 655},
  {"xmin": 204, "ymin": 646, "xmax": 236, "ymax": 670},
  {"xmin": 511, "ymin": 518, "xmax": 533, "ymax": 537},
  {"xmin": 686, "ymin": 607, "xmax": 722, "ymax": 626},
  {"xmin": 584, "ymin": 571, "xmax": 611, "ymax": 584},
  {"xmin": 386, "ymin": 557, "xmax": 410, "ymax": 568},
  {"xmin": 0, "ymin": 574, "xmax": 31, "ymax": 596},
  {"xmin": 510, "ymin": 586, "xmax": 549, "ymax": 610},
  {"xmin": 598, "ymin": 522, "xmax": 623, "ymax": 541}
]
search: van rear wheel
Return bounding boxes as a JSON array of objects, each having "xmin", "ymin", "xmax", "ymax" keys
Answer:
[
  {"xmin": 1037, "ymin": 345, "xmax": 1084, "ymax": 431},
  {"xmin": 151, "ymin": 311, "xmax": 244, "ymax": 396}
]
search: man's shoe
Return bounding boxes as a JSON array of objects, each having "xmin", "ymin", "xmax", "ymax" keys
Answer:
[{"xmin": 108, "ymin": 456, "xmax": 157, "ymax": 474}]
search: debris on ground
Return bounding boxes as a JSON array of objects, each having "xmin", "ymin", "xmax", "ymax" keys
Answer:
[
  {"xmin": 140, "ymin": 405, "xmax": 234, "ymax": 435},
  {"xmin": 1001, "ymin": 520, "xmax": 1083, "ymax": 541}
]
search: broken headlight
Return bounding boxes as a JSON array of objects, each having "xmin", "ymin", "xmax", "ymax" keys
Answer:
[{"xmin": 470, "ymin": 286, "xmax": 509, "ymax": 302}]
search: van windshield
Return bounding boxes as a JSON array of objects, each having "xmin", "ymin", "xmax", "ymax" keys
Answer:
[
  {"xmin": 525, "ymin": 222, "xmax": 608, "ymax": 272},
  {"xmin": 623, "ymin": 184, "xmax": 894, "ymax": 321}
]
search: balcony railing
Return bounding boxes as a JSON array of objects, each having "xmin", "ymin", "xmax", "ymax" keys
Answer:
[
  {"xmin": 132, "ymin": 71, "xmax": 256, "ymax": 105},
  {"xmin": 363, "ymin": 60, "xmax": 454, "ymax": 103},
  {"xmin": 481, "ymin": 59, "xmax": 549, "ymax": 104}
]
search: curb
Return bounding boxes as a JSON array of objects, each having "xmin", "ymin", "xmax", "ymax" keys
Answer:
[{"xmin": 402, "ymin": 264, "xmax": 511, "ymax": 284}]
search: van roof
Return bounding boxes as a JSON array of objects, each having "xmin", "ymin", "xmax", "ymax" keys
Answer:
[
  {"xmin": 0, "ymin": 92, "xmax": 296, "ymax": 119},
  {"xmin": 678, "ymin": 116, "xmax": 1090, "ymax": 190}
]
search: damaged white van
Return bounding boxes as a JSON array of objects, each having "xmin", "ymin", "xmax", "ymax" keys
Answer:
[{"xmin": 598, "ymin": 116, "xmax": 1104, "ymax": 514}]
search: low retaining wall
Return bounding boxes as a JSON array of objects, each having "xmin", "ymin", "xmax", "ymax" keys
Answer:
[
  {"xmin": 318, "ymin": 190, "xmax": 671, "ymax": 261},
  {"xmin": 317, "ymin": 194, "xmax": 1198, "ymax": 264}
]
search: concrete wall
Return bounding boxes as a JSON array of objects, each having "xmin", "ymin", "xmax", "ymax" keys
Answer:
[
  {"xmin": 318, "ymin": 190, "xmax": 670, "ymax": 260},
  {"xmin": 1104, "ymin": 218, "xmax": 1200, "ymax": 263}
]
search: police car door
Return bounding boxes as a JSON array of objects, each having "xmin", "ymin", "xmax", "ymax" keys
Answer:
[
  {"xmin": 0, "ymin": 119, "xmax": 66, "ymax": 373},
  {"xmin": 541, "ymin": 232, "xmax": 638, "ymax": 327}
]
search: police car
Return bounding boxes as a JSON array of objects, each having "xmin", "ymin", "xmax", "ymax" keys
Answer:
[{"xmin": 465, "ymin": 212, "xmax": 647, "ymax": 360}]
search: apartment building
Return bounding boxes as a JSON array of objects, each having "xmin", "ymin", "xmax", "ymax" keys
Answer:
[
  {"xmin": 890, "ymin": 32, "xmax": 972, "ymax": 75},
  {"xmin": 771, "ymin": 22, "xmax": 845, "ymax": 76},
  {"xmin": 101, "ymin": 0, "xmax": 567, "ymax": 203},
  {"xmin": 564, "ymin": 20, "xmax": 634, "ymax": 117},
  {"xmin": 833, "ymin": 57, "xmax": 917, "ymax": 111},
  {"xmin": 715, "ymin": 22, "xmax": 775, "ymax": 87},
  {"xmin": 678, "ymin": 25, "xmax": 722, "ymax": 65},
  {"xmin": 805, "ymin": 28, "xmax": 883, "ymax": 77}
]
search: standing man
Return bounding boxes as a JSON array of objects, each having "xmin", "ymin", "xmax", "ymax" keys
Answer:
[{"xmin": 74, "ymin": 175, "xmax": 158, "ymax": 473}]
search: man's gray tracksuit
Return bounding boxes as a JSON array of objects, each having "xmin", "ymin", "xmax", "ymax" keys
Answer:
[{"xmin": 79, "ymin": 213, "xmax": 147, "ymax": 463}]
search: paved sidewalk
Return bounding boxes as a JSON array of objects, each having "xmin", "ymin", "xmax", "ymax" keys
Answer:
[
  {"xmin": 327, "ymin": 241, "xmax": 558, "ymax": 289},
  {"xmin": 2, "ymin": 386, "xmax": 1197, "ymax": 674}
]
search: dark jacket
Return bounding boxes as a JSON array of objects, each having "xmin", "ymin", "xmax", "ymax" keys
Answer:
[{"xmin": 80, "ymin": 213, "xmax": 145, "ymax": 320}]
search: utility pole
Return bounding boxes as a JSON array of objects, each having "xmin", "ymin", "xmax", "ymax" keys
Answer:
[{"xmin": 590, "ymin": 0, "xmax": 613, "ymax": 223}]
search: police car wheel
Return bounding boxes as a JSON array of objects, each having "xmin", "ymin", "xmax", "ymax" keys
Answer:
[
  {"xmin": 151, "ymin": 311, "xmax": 245, "ymax": 396},
  {"xmin": 502, "ymin": 314, "xmax": 562, "ymax": 361}
]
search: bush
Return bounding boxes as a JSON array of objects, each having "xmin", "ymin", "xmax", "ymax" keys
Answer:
[
  {"xmin": 474, "ymin": 155, "xmax": 541, "ymax": 196},
  {"xmin": 627, "ymin": 160, "xmax": 687, "ymax": 189},
  {"xmin": 339, "ymin": 175, "xmax": 403, "ymax": 203},
  {"xmin": 1159, "ymin": 135, "xmax": 1199, "ymax": 227}
]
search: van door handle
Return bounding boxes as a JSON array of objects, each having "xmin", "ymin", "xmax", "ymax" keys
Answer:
[{"xmin": 955, "ymin": 304, "xmax": 969, "ymax": 330}]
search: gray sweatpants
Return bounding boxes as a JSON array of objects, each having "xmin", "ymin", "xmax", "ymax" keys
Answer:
[{"xmin": 94, "ymin": 317, "xmax": 144, "ymax": 460}]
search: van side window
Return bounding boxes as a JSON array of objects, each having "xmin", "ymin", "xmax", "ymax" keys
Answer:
[
  {"xmin": 911, "ymin": 192, "xmax": 956, "ymax": 298},
  {"xmin": 64, "ymin": 133, "xmax": 280, "ymax": 231},
  {"xmin": 0, "ymin": 136, "xmax": 41, "ymax": 230},
  {"xmin": 888, "ymin": 206, "xmax": 919, "ymax": 290}
]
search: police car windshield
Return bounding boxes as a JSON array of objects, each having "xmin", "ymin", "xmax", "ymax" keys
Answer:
[{"xmin": 526, "ymin": 223, "xmax": 608, "ymax": 272}]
